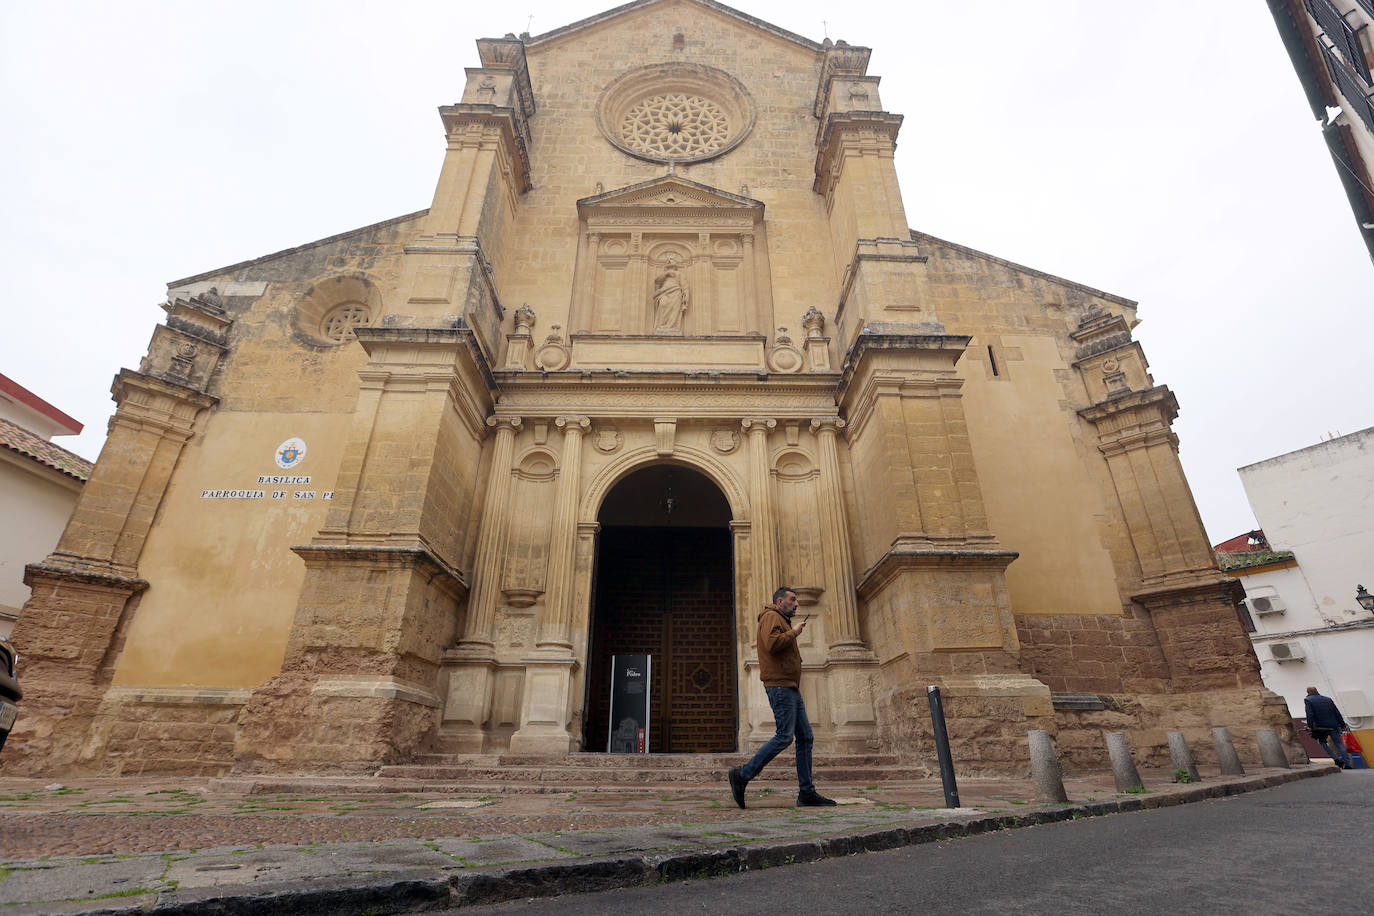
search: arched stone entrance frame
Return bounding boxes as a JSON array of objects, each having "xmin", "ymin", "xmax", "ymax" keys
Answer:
[{"xmin": 573, "ymin": 444, "xmax": 755, "ymax": 750}]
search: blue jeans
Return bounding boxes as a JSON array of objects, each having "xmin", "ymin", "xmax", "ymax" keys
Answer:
[
  {"xmin": 741, "ymin": 686, "xmax": 814, "ymax": 792},
  {"xmin": 1315, "ymin": 730, "xmax": 1352, "ymax": 767}
]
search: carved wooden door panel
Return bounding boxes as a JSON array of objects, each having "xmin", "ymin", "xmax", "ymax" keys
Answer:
[{"xmin": 586, "ymin": 527, "xmax": 736, "ymax": 753}]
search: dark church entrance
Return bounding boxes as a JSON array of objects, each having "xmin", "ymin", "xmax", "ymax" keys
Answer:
[{"xmin": 584, "ymin": 465, "xmax": 737, "ymax": 753}]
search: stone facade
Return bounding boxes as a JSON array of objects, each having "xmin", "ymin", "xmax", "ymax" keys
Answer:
[{"xmin": 5, "ymin": 0, "xmax": 1298, "ymax": 777}]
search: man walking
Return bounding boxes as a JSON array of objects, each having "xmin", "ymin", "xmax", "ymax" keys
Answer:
[
  {"xmin": 728, "ymin": 586, "xmax": 836, "ymax": 808},
  {"xmin": 1304, "ymin": 686, "xmax": 1354, "ymax": 769}
]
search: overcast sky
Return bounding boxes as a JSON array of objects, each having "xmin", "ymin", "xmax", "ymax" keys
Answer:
[{"xmin": 2, "ymin": 0, "xmax": 1369, "ymax": 544}]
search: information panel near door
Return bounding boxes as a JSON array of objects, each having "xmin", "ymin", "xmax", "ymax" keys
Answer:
[{"xmin": 607, "ymin": 654, "xmax": 652, "ymax": 753}]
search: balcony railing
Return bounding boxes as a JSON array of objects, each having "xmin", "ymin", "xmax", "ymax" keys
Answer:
[
  {"xmin": 1307, "ymin": 0, "xmax": 1373, "ymax": 84},
  {"xmin": 1322, "ymin": 43, "xmax": 1374, "ymax": 133}
]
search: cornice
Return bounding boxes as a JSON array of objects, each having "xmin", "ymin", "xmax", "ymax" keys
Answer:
[
  {"xmin": 292, "ymin": 543, "xmax": 469, "ymax": 597},
  {"xmin": 23, "ymin": 560, "xmax": 149, "ymax": 594},
  {"xmin": 856, "ymin": 546, "xmax": 1018, "ymax": 601},
  {"xmin": 437, "ymin": 105, "xmax": 532, "ymax": 193},
  {"xmin": 1077, "ymin": 385, "xmax": 1178, "ymax": 426},
  {"xmin": 835, "ymin": 332, "xmax": 970, "ymax": 403}
]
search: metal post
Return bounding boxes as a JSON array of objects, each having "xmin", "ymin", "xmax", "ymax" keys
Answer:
[{"xmin": 927, "ymin": 685, "xmax": 960, "ymax": 808}]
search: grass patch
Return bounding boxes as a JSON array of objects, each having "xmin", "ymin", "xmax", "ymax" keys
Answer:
[
  {"xmin": 1121, "ymin": 785, "xmax": 1150, "ymax": 795},
  {"xmin": 89, "ymin": 887, "xmax": 156, "ymax": 900}
]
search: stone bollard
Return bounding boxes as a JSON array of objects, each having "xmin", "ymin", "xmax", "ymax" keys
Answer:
[
  {"xmin": 1256, "ymin": 728, "xmax": 1291, "ymax": 769},
  {"xmin": 1167, "ymin": 731, "xmax": 1201, "ymax": 782},
  {"xmin": 1028, "ymin": 730, "xmax": 1068, "ymax": 803},
  {"xmin": 1105, "ymin": 732, "xmax": 1144, "ymax": 792},
  {"xmin": 1213, "ymin": 727, "xmax": 1246, "ymax": 776}
]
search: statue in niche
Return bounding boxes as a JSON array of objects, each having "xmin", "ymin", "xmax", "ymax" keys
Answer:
[{"xmin": 651, "ymin": 255, "xmax": 689, "ymax": 333}]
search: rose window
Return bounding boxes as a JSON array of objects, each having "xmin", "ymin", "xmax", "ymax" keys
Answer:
[
  {"xmin": 320, "ymin": 303, "xmax": 370, "ymax": 342},
  {"xmin": 621, "ymin": 94, "xmax": 730, "ymax": 159},
  {"xmin": 597, "ymin": 64, "xmax": 755, "ymax": 164}
]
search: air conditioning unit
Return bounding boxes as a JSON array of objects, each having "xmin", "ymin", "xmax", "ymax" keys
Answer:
[
  {"xmin": 1249, "ymin": 595, "xmax": 1286, "ymax": 616},
  {"xmin": 1269, "ymin": 641, "xmax": 1305, "ymax": 662}
]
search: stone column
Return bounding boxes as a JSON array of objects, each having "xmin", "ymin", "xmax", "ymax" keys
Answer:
[
  {"xmin": 810, "ymin": 417, "xmax": 864, "ymax": 653},
  {"xmin": 459, "ymin": 416, "xmax": 523, "ymax": 649},
  {"xmin": 536, "ymin": 416, "xmax": 589, "ymax": 651},
  {"xmin": 441, "ymin": 414, "xmax": 520, "ymax": 751},
  {"xmin": 811, "ymin": 416, "xmax": 878, "ymax": 749},
  {"xmin": 741, "ymin": 418, "xmax": 778, "ymax": 606},
  {"xmin": 509, "ymin": 416, "xmax": 588, "ymax": 753}
]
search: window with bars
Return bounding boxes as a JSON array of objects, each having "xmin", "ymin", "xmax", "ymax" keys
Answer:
[
  {"xmin": 1322, "ymin": 43, "xmax": 1374, "ymax": 133},
  {"xmin": 1306, "ymin": 0, "xmax": 1373, "ymax": 84}
]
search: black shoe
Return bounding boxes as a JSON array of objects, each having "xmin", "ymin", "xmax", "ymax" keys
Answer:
[
  {"xmin": 797, "ymin": 789, "xmax": 837, "ymax": 807},
  {"xmin": 728, "ymin": 766, "xmax": 748, "ymax": 809}
]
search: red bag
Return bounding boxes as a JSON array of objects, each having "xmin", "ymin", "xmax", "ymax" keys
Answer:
[{"xmin": 1342, "ymin": 731, "xmax": 1363, "ymax": 753}]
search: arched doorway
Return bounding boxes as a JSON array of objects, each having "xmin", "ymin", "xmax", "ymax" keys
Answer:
[{"xmin": 583, "ymin": 464, "xmax": 737, "ymax": 753}]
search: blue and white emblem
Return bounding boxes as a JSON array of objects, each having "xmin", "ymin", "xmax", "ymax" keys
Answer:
[{"xmin": 275, "ymin": 437, "xmax": 308, "ymax": 469}]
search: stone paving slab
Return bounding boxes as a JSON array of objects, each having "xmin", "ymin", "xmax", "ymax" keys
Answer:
[
  {"xmin": 0, "ymin": 857, "xmax": 171, "ymax": 908},
  {"xmin": 428, "ymin": 835, "xmax": 575, "ymax": 867},
  {"xmin": 162, "ymin": 843, "xmax": 460, "ymax": 890},
  {"xmin": 0, "ymin": 765, "xmax": 1337, "ymax": 913}
]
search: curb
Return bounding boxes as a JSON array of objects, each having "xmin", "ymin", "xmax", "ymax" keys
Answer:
[{"xmin": 4, "ymin": 766, "xmax": 1334, "ymax": 915}]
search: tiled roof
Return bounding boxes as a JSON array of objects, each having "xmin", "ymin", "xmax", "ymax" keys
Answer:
[
  {"xmin": 1213, "ymin": 530, "xmax": 1267, "ymax": 553},
  {"xmin": 1215, "ymin": 548, "xmax": 1296, "ymax": 573},
  {"xmin": 0, "ymin": 418, "xmax": 93, "ymax": 482}
]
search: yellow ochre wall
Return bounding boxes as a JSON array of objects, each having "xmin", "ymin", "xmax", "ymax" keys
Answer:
[
  {"xmin": 923, "ymin": 238, "xmax": 1130, "ymax": 616},
  {"xmin": 111, "ymin": 217, "xmax": 419, "ymax": 687}
]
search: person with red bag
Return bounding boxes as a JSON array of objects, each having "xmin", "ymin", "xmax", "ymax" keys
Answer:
[
  {"xmin": 1305, "ymin": 686, "xmax": 1354, "ymax": 769},
  {"xmin": 1341, "ymin": 729, "xmax": 1364, "ymax": 768}
]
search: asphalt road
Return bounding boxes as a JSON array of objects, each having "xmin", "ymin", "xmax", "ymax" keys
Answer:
[{"xmin": 476, "ymin": 770, "xmax": 1370, "ymax": 915}]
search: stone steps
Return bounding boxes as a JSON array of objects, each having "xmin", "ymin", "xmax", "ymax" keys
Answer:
[
  {"xmin": 407, "ymin": 752, "xmax": 906, "ymax": 768},
  {"xmin": 210, "ymin": 753, "xmax": 936, "ymax": 796},
  {"xmin": 372, "ymin": 752, "xmax": 932, "ymax": 787}
]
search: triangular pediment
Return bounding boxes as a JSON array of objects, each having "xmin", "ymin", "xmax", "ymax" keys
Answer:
[
  {"xmin": 578, "ymin": 175, "xmax": 762, "ymax": 214},
  {"xmin": 528, "ymin": 0, "xmax": 823, "ymax": 54}
]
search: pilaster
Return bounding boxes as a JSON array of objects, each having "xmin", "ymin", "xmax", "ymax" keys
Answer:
[
  {"xmin": 461, "ymin": 416, "xmax": 523, "ymax": 647},
  {"xmin": 6, "ymin": 289, "xmax": 228, "ymax": 773},
  {"xmin": 840, "ymin": 332, "xmax": 1028, "ymax": 693},
  {"xmin": 508, "ymin": 415, "xmax": 589, "ymax": 755},
  {"xmin": 741, "ymin": 418, "xmax": 779, "ymax": 605}
]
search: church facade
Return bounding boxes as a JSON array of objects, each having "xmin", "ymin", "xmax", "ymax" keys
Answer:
[{"xmin": 9, "ymin": 0, "xmax": 1297, "ymax": 776}]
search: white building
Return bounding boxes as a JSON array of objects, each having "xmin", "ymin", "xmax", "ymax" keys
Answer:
[
  {"xmin": 1267, "ymin": 0, "xmax": 1374, "ymax": 263},
  {"xmin": 0, "ymin": 374, "xmax": 92, "ymax": 638},
  {"xmin": 1217, "ymin": 427, "xmax": 1374, "ymax": 757}
]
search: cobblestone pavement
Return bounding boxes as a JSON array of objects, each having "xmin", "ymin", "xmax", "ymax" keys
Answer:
[
  {"xmin": 2, "ymin": 773, "xmax": 1032, "ymax": 857},
  {"xmin": 0, "ymin": 765, "xmax": 1336, "ymax": 913}
]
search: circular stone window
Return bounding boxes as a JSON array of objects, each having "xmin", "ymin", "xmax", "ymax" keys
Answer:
[
  {"xmin": 320, "ymin": 303, "xmax": 371, "ymax": 342},
  {"xmin": 597, "ymin": 63, "xmax": 755, "ymax": 164},
  {"xmin": 293, "ymin": 275, "xmax": 384, "ymax": 348}
]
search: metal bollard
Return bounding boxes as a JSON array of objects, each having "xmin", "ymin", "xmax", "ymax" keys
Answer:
[{"xmin": 927, "ymin": 685, "xmax": 961, "ymax": 808}]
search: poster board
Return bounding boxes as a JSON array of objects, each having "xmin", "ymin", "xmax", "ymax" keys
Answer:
[{"xmin": 607, "ymin": 654, "xmax": 651, "ymax": 753}]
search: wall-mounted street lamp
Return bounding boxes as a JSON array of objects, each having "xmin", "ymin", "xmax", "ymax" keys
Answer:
[{"xmin": 1357, "ymin": 584, "xmax": 1374, "ymax": 613}]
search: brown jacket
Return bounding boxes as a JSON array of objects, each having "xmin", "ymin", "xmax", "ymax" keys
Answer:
[{"xmin": 756, "ymin": 604, "xmax": 802, "ymax": 687}]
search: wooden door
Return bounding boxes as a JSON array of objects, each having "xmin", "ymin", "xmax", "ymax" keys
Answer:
[{"xmin": 585, "ymin": 527, "xmax": 736, "ymax": 752}]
